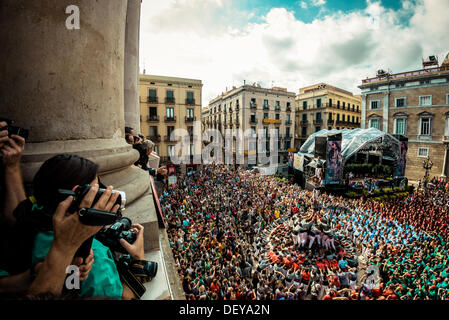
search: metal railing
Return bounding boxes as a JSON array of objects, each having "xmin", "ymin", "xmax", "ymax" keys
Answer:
[
  {"xmin": 164, "ymin": 116, "xmax": 176, "ymax": 122},
  {"xmin": 147, "ymin": 115, "xmax": 159, "ymax": 122},
  {"xmin": 165, "ymin": 97, "xmax": 175, "ymax": 104},
  {"xmin": 147, "ymin": 96, "xmax": 158, "ymax": 103},
  {"xmin": 147, "ymin": 135, "xmax": 161, "ymax": 142},
  {"xmin": 185, "ymin": 98, "xmax": 195, "ymax": 105},
  {"xmin": 185, "ymin": 116, "xmax": 196, "ymax": 122}
]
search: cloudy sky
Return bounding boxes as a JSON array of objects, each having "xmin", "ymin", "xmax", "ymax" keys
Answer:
[{"xmin": 139, "ymin": 0, "xmax": 449, "ymax": 106}]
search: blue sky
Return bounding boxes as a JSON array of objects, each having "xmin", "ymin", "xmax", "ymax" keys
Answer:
[
  {"xmin": 236, "ymin": 0, "xmax": 410, "ymax": 23},
  {"xmin": 140, "ymin": 0, "xmax": 449, "ymax": 105}
]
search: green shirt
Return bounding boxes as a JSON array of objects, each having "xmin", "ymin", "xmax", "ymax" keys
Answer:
[
  {"xmin": 32, "ymin": 231, "xmax": 123, "ymax": 299},
  {"xmin": 0, "ymin": 270, "xmax": 10, "ymax": 278}
]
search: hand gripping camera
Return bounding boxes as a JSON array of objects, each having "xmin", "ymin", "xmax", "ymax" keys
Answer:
[
  {"xmin": 57, "ymin": 185, "xmax": 127, "ymax": 258},
  {"xmin": 95, "ymin": 217, "xmax": 137, "ymax": 254}
]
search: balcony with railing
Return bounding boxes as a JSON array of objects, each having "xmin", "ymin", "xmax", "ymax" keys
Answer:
[
  {"xmin": 249, "ymin": 118, "xmax": 258, "ymax": 124},
  {"xmin": 185, "ymin": 116, "xmax": 196, "ymax": 123},
  {"xmin": 164, "ymin": 116, "xmax": 176, "ymax": 122},
  {"xmin": 147, "ymin": 115, "xmax": 160, "ymax": 122},
  {"xmin": 284, "ymin": 133, "xmax": 292, "ymax": 139},
  {"xmin": 286, "ymin": 106, "xmax": 292, "ymax": 112},
  {"xmin": 147, "ymin": 134, "xmax": 161, "ymax": 143},
  {"xmin": 185, "ymin": 98, "xmax": 195, "ymax": 105},
  {"xmin": 313, "ymin": 119, "xmax": 323, "ymax": 125},
  {"xmin": 164, "ymin": 135, "xmax": 176, "ymax": 142},
  {"xmin": 300, "ymin": 120, "xmax": 308, "ymax": 126},
  {"xmin": 285, "ymin": 119, "xmax": 292, "ymax": 125},
  {"xmin": 263, "ymin": 104, "xmax": 269, "ymax": 110},
  {"xmin": 147, "ymin": 96, "xmax": 158, "ymax": 103},
  {"xmin": 165, "ymin": 97, "xmax": 175, "ymax": 104},
  {"xmin": 250, "ymin": 102, "xmax": 257, "ymax": 109},
  {"xmin": 275, "ymin": 105, "xmax": 281, "ymax": 111}
]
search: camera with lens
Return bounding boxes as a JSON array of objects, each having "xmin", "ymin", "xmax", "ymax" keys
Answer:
[
  {"xmin": 96, "ymin": 217, "xmax": 136, "ymax": 253},
  {"xmin": 0, "ymin": 118, "xmax": 29, "ymax": 141},
  {"xmin": 118, "ymin": 254, "xmax": 158, "ymax": 282},
  {"xmin": 57, "ymin": 184, "xmax": 126, "ymax": 225}
]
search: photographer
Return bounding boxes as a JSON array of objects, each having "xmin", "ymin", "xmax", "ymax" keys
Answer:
[
  {"xmin": 0, "ymin": 121, "xmax": 26, "ymax": 226},
  {"xmin": 134, "ymin": 139, "xmax": 167, "ymax": 178},
  {"xmin": 4, "ymin": 154, "xmax": 146, "ymax": 300}
]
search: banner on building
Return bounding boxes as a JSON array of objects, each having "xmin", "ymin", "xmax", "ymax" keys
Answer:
[
  {"xmin": 395, "ymin": 136, "xmax": 408, "ymax": 177},
  {"xmin": 314, "ymin": 136, "xmax": 327, "ymax": 159},
  {"xmin": 288, "ymin": 152, "xmax": 294, "ymax": 167},
  {"xmin": 293, "ymin": 154, "xmax": 304, "ymax": 171},
  {"xmin": 325, "ymin": 133, "xmax": 342, "ymax": 185}
]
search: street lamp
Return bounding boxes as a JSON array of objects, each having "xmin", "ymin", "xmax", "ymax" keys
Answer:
[{"xmin": 422, "ymin": 156, "xmax": 433, "ymax": 194}]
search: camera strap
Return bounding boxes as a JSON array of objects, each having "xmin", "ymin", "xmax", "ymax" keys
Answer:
[
  {"xmin": 129, "ymin": 260, "xmax": 153, "ymax": 284},
  {"xmin": 117, "ymin": 262, "xmax": 146, "ymax": 299}
]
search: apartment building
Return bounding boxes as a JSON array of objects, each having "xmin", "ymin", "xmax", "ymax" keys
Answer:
[
  {"xmin": 205, "ymin": 83, "xmax": 296, "ymax": 167},
  {"xmin": 295, "ymin": 83, "xmax": 362, "ymax": 149},
  {"xmin": 359, "ymin": 53, "xmax": 449, "ymax": 180},
  {"xmin": 139, "ymin": 74, "xmax": 203, "ymax": 165}
]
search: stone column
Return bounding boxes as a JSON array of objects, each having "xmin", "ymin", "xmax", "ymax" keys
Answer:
[
  {"xmin": 124, "ymin": 0, "xmax": 142, "ymax": 133},
  {"xmin": 0, "ymin": 0, "xmax": 158, "ymax": 250}
]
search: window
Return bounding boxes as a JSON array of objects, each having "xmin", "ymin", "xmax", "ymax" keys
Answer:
[
  {"xmin": 153, "ymin": 145, "xmax": 159, "ymax": 154},
  {"xmin": 395, "ymin": 97, "xmax": 406, "ymax": 108},
  {"xmin": 168, "ymin": 145, "xmax": 175, "ymax": 157},
  {"xmin": 189, "ymin": 144, "xmax": 194, "ymax": 156},
  {"xmin": 357, "ymin": 105, "xmax": 359, "ymax": 112},
  {"xmin": 264, "ymin": 126, "xmax": 268, "ymax": 137},
  {"xmin": 264, "ymin": 113, "xmax": 269, "ymax": 119},
  {"xmin": 285, "ymin": 141, "xmax": 291, "ymax": 150},
  {"xmin": 328, "ymin": 113, "xmax": 332, "ymax": 120},
  {"xmin": 275, "ymin": 113, "xmax": 280, "ymax": 120},
  {"xmin": 303, "ymin": 101, "xmax": 307, "ymax": 110},
  {"xmin": 187, "ymin": 108, "xmax": 194, "ymax": 118},
  {"xmin": 336, "ymin": 114, "xmax": 340, "ymax": 121},
  {"xmin": 370, "ymin": 119, "xmax": 380, "ymax": 129},
  {"xmin": 356, "ymin": 116, "xmax": 359, "ymax": 123},
  {"xmin": 186, "ymin": 91, "xmax": 194, "ymax": 104},
  {"xmin": 352, "ymin": 104, "xmax": 355, "ymax": 111},
  {"xmin": 302, "ymin": 114, "xmax": 307, "ymax": 121},
  {"xmin": 316, "ymin": 112, "xmax": 322, "ymax": 121},
  {"xmin": 317, "ymin": 99, "xmax": 322, "ymax": 108},
  {"xmin": 419, "ymin": 95, "xmax": 432, "ymax": 106},
  {"xmin": 301, "ymin": 127, "xmax": 307, "ymax": 137},
  {"xmin": 395, "ymin": 118, "xmax": 406, "ymax": 135},
  {"xmin": 148, "ymin": 89, "xmax": 157, "ymax": 97},
  {"xmin": 149, "ymin": 126, "xmax": 158, "ymax": 137},
  {"xmin": 418, "ymin": 147, "xmax": 429, "ymax": 158},
  {"xmin": 286, "ymin": 114, "xmax": 291, "ymax": 122},
  {"xmin": 420, "ymin": 118, "xmax": 432, "ymax": 136},
  {"xmin": 250, "ymin": 114, "xmax": 256, "ymax": 122},
  {"xmin": 315, "ymin": 126, "xmax": 321, "ymax": 132},
  {"xmin": 337, "ymin": 101, "xmax": 340, "ymax": 109},
  {"xmin": 329, "ymin": 98, "xmax": 333, "ymax": 107},
  {"xmin": 166, "ymin": 107, "xmax": 174, "ymax": 118},
  {"xmin": 352, "ymin": 116, "xmax": 355, "ymax": 123},
  {"xmin": 166, "ymin": 90, "xmax": 174, "ymax": 98},
  {"xmin": 286, "ymin": 127, "xmax": 290, "ymax": 136},
  {"xmin": 446, "ymin": 94, "xmax": 449, "ymax": 105},
  {"xmin": 342, "ymin": 102, "xmax": 345, "ymax": 110},
  {"xmin": 264, "ymin": 99, "xmax": 269, "ymax": 108},
  {"xmin": 149, "ymin": 107, "xmax": 158, "ymax": 118},
  {"xmin": 342, "ymin": 114, "xmax": 345, "ymax": 122},
  {"xmin": 370, "ymin": 100, "xmax": 380, "ymax": 109}
]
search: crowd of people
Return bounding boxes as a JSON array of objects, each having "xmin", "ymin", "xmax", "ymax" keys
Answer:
[{"xmin": 161, "ymin": 165, "xmax": 449, "ymax": 300}]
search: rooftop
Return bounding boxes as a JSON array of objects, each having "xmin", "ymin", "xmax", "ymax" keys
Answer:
[{"xmin": 360, "ymin": 53, "xmax": 449, "ymax": 87}]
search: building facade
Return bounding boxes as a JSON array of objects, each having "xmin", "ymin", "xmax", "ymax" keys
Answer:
[
  {"xmin": 205, "ymin": 84, "xmax": 296, "ymax": 167},
  {"xmin": 295, "ymin": 83, "xmax": 362, "ymax": 149},
  {"xmin": 139, "ymin": 74, "xmax": 203, "ymax": 164},
  {"xmin": 359, "ymin": 54, "xmax": 449, "ymax": 180}
]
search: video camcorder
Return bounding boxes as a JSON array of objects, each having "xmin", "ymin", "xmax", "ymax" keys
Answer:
[{"xmin": 0, "ymin": 118, "xmax": 29, "ymax": 141}]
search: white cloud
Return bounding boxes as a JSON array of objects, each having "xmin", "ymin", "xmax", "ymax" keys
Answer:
[
  {"xmin": 139, "ymin": 0, "xmax": 449, "ymax": 106},
  {"xmin": 311, "ymin": 0, "xmax": 326, "ymax": 7},
  {"xmin": 299, "ymin": 1, "xmax": 308, "ymax": 9}
]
